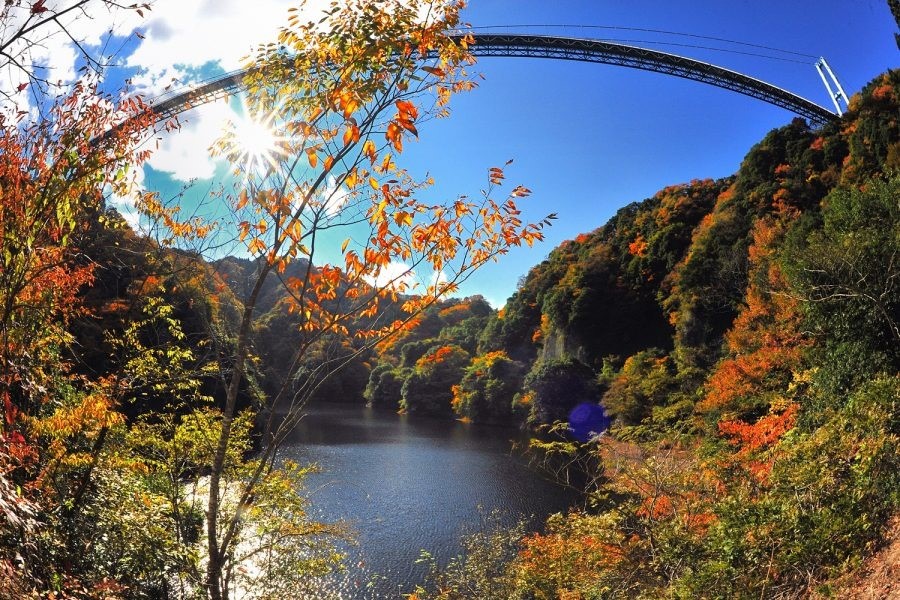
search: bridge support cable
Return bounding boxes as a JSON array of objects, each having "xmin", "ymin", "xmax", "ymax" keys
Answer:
[
  {"xmin": 462, "ymin": 34, "xmax": 837, "ymax": 126},
  {"xmin": 141, "ymin": 33, "xmax": 839, "ymax": 129}
]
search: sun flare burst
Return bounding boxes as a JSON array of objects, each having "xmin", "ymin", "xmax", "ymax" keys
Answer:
[{"xmin": 227, "ymin": 101, "xmax": 284, "ymax": 177}]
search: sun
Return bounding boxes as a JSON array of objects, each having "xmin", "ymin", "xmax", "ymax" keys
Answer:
[{"xmin": 227, "ymin": 101, "xmax": 283, "ymax": 177}]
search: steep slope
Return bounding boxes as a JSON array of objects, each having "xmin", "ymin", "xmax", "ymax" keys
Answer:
[{"xmin": 412, "ymin": 70, "xmax": 899, "ymax": 600}]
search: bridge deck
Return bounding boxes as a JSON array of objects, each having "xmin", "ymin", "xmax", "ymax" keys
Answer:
[{"xmin": 145, "ymin": 33, "xmax": 837, "ymax": 127}]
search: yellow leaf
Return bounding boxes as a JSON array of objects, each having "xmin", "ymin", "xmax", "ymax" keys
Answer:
[
  {"xmin": 247, "ymin": 237, "xmax": 265, "ymax": 255},
  {"xmin": 394, "ymin": 211, "xmax": 413, "ymax": 227},
  {"xmin": 362, "ymin": 139, "xmax": 377, "ymax": 163},
  {"xmin": 373, "ymin": 199, "xmax": 388, "ymax": 221}
]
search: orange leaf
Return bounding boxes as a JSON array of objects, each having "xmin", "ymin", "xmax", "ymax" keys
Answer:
[
  {"xmin": 398, "ymin": 118, "xmax": 418, "ymax": 137},
  {"xmin": 235, "ymin": 190, "xmax": 249, "ymax": 210},
  {"xmin": 421, "ymin": 66, "xmax": 445, "ymax": 77},
  {"xmin": 396, "ymin": 100, "xmax": 418, "ymax": 120},
  {"xmin": 386, "ymin": 122, "xmax": 403, "ymax": 152},
  {"xmin": 343, "ymin": 124, "xmax": 360, "ymax": 146},
  {"xmin": 394, "ymin": 211, "xmax": 413, "ymax": 227}
]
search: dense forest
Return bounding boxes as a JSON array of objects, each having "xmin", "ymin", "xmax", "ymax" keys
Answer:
[
  {"xmin": 1, "ymin": 0, "xmax": 898, "ymax": 597},
  {"xmin": 404, "ymin": 71, "xmax": 900, "ymax": 598}
]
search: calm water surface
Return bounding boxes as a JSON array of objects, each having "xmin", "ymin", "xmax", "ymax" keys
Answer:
[{"xmin": 278, "ymin": 403, "xmax": 578, "ymax": 598}]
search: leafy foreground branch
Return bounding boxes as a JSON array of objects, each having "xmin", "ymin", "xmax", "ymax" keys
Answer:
[
  {"xmin": 150, "ymin": 1, "xmax": 550, "ymax": 597},
  {"xmin": 1, "ymin": 0, "xmax": 554, "ymax": 597}
]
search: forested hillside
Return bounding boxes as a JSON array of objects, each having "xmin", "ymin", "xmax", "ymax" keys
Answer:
[
  {"xmin": 366, "ymin": 72, "xmax": 897, "ymax": 421},
  {"xmin": 407, "ymin": 70, "xmax": 899, "ymax": 599}
]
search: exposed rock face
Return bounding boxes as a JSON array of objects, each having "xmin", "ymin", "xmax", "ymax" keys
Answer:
[{"xmin": 539, "ymin": 327, "xmax": 587, "ymax": 364}]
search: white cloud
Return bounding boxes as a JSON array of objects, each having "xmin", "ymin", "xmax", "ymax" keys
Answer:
[
  {"xmin": 125, "ymin": 0, "xmax": 336, "ymax": 181},
  {"xmin": 429, "ymin": 269, "xmax": 448, "ymax": 288},
  {"xmin": 148, "ymin": 102, "xmax": 235, "ymax": 180},
  {"xmin": 2, "ymin": 1, "xmax": 332, "ymax": 174},
  {"xmin": 0, "ymin": 0, "xmax": 144, "ymax": 116},
  {"xmin": 4, "ymin": 1, "xmax": 436, "ymax": 178},
  {"xmin": 319, "ymin": 175, "xmax": 350, "ymax": 218},
  {"xmin": 125, "ymin": 0, "xmax": 328, "ymax": 98},
  {"xmin": 124, "ymin": 0, "xmax": 305, "ymax": 180},
  {"xmin": 364, "ymin": 260, "xmax": 415, "ymax": 292},
  {"xmin": 107, "ymin": 159, "xmax": 146, "ymax": 231}
]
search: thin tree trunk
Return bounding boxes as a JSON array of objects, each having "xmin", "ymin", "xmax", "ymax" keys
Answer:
[{"xmin": 206, "ymin": 261, "xmax": 271, "ymax": 600}]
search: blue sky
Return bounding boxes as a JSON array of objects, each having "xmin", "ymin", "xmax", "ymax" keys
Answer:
[
  {"xmin": 398, "ymin": 0, "xmax": 898, "ymax": 305},
  {"xmin": 10, "ymin": 0, "xmax": 891, "ymax": 307}
]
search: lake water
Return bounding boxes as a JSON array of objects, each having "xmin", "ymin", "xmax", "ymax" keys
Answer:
[{"xmin": 278, "ymin": 403, "xmax": 578, "ymax": 599}]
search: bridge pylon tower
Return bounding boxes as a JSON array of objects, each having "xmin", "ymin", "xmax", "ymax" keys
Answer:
[{"xmin": 815, "ymin": 57, "xmax": 850, "ymax": 116}]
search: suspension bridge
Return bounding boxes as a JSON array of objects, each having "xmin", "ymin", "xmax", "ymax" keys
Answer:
[{"xmin": 143, "ymin": 32, "xmax": 848, "ymax": 128}]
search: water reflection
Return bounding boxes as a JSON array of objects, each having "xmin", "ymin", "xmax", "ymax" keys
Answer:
[{"xmin": 278, "ymin": 403, "xmax": 578, "ymax": 599}]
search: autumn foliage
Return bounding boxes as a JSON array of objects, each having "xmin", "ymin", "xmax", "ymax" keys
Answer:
[
  {"xmin": 2, "ymin": 2, "xmax": 899, "ymax": 597},
  {"xmin": 0, "ymin": 0, "xmax": 555, "ymax": 597},
  {"xmin": 414, "ymin": 69, "xmax": 900, "ymax": 600},
  {"xmin": 0, "ymin": 77, "xmax": 159, "ymax": 594}
]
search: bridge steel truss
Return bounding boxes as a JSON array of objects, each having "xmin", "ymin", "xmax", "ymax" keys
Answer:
[{"xmin": 145, "ymin": 33, "xmax": 838, "ymax": 128}]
